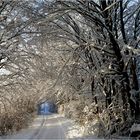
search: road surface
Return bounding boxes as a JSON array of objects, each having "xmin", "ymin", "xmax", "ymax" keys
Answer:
[
  {"xmin": 0, "ymin": 114, "xmax": 131, "ymax": 140},
  {"xmin": 1, "ymin": 114, "xmax": 83, "ymax": 139}
]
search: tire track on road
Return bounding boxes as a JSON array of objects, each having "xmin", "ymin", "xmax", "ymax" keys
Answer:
[{"xmin": 30, "ymin": 115, "xmax": 46, "ymax": 139}]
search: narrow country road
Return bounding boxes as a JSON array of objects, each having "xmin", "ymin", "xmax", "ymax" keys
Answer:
[
  {"xmin": 0, "ymin": 114, "xmax": 128, "ymax": 140},
  {"xmin": 2, "ymin": 114, "xmax": 76, "ymax": 139}
]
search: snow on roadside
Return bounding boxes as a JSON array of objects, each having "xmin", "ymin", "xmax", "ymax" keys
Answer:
[
  {"xmin": 66, "ymin": 123, "xmax": 85, "ymax": 138},
  {"xmin": 65, "ymin": 119, "xmax": 99, "ymax": 139}
]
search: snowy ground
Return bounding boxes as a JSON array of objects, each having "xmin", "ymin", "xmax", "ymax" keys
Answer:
[
  {"xmin": 0, "ymin": 114, "xmax": 99, "ymax": 140},
  {"xmin": 0, "ymin": 114, "xmax": 134, "ymax": 140}
]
